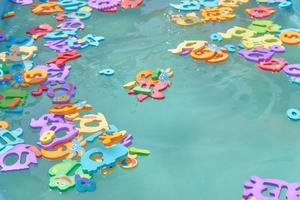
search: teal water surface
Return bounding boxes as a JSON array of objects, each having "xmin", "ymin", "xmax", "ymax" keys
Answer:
[{"xmin": 1, "ymin": 0, "xmax": 300, "ymax": 199}]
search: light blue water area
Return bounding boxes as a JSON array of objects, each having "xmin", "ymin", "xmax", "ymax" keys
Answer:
[{"xmin": 1, "ymin": 0, "xmax": 300, "ymax": 199}]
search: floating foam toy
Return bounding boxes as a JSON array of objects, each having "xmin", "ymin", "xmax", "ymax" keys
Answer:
[
  {"xmin": 257, "ymin": 58, "xmax": 288, "ymax": 72},
  {"xmin": 279, "ymin": 30, "xmax": 300, "ymax": 45},
  {"xmin": 219, "ymin": 26, "xmax": 256, "ymax": 39},
  {"xmin": 248, "ymin": 20, "xmax": 281, "ymax": 34},
  {"xmin": 170, "ymin": 1, "xmax": 201, "ymax": 11},
  {"xmin": 243, "ymin": 176, "xmax": 300, "ymax": 199},
  {"xmin": 201, "ymin": 6, "xmax": 235, "ymax": 22},
  {"xmin": 246, "ymin": 5, "xmax": 275, "ymax": 19},
  {"xmin": 168, "ymin": 40, "xmax": 207, "ymax": 54},
  {"xmin": 172, "ymin": 12, "xmax": 203, "ymax": 27},
  {"xmin": 32, "ymin": 2, "xmax": 64, "ymax": 15},
  {"xmin": 219, "ymin": 0, "xmax": 249, "ymax": 7},
  {"xmin": 241, "ymin": 34, "xmax": 283, "ymax": 49}
]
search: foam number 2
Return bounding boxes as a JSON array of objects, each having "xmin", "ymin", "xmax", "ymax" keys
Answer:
[
  {"xmin": 80, "ymin": 144, "xmax": 128, "ymax": 173},
  {"xmin": 49, "ymin": 159, "xmax": 91, "ymax": 191},
  {"xmin": 0, "ymin": 144, "xmax": 37, "ymax": 172}
]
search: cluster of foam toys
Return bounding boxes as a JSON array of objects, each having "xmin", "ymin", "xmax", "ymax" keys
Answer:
[
  {"xmin": 242, "ymin": 176, "xmax": 300, "ymax": 200},
  {"xmin": 0, "ymin": 0, "xmax": 149, "ymax": 194},
  {"xmin": 169, "ymin": 40, "xmax": 230, "ymax": 63},
  {"xmin": 170, "ymin": 0, "xmax": 250, "ymax": 27},
  {"xmin": 9, "ymin": 0, "xmax": 143, "ymax": 14},
  {"xmin": 123, "ymin": 68, "xmax": 174, "ymax": 102}
]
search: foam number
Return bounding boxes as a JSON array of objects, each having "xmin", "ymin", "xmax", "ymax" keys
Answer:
[
  {"xmin": 121, "ymin": 133, "xmax": 133, "ymax": 147},
  {"xmin": 73, "ymin": 113, "xmax": 109, "ymax": 134},
  {"xmin": 241, "ymin": 34, "xmax": 282, "ymax": 49},
  {"xmin": 37, "ymin": 122, "xmax": 78, "ymax": 149},
  {"xmin": 243, "ymin": 176, "xmax": 300, "ymax": 199},
  {"xmin": 248, "ymin": 20, "xmax": 282, "ymax": 34},
  {"xmin": 238, "ymin": 48, "xmax": 274, "ymax": 62},
  {"xmin": 37, "ymin": 64, "xmax": 71, "ymax": 84},
  {"xmin": 44, "ymin": 30, "xmax": 77, "ymax": 40},
  {"xmin": 79, "ymin": 34, "xmax": 104, "ymax": 48},
  {"xmin": 190, "ymin": 47, "xmax": 216, "ymax": 60},
  {"xmin": 171, "ymin": 12, "xmax": 203, "ymax": 27},
  {"xmin": 49, "ymin": 101, "xmax": 93, "ymax": 115},
  {"xmin": 169, "ymin": 1, "xmax": 201, "ymax": 11},
  {"xmin": 41, "ymin": 142, "xmax": 72, "ymax": 160},
  {"xmin": 30, "ymin": 113, "xmax": 65, "ymax": 129},
  {"xmin": 40, "ymin": 130, "xmax": 55, "ymax": 144},
  {"xmin": 0, "ymin": 128, "xmax": 24, "ymax": 155},
  {"xmin": 67, "ymin": 6, "xmax": 92, "ymax": 20},
  {"xmin": 257, "ymin": 58, "xmax": 288, "ymax": 72},
  {"xmin": 49, "ymin": 159, "xmax": 91, "ymax": 191},
  {"xmin": 57, "ymin": 19, "xmax": 85, "ymax": 30},
  {"xmin": 47, "ymin": 83, "xmax": 76, "ymax": 104},
  {"xmin": 75, "ymin": 175, "xmax": 96, "ymax": 193},
  {"xmin": 98, "ymin": 131, "xmax": 126, "ymax": 147},
  {"xmin": 279, "ymin": 30, "xmax": 300, "ymax": 45},
  {"xmin": 0, "ymin": 89, "xmax": 27, "ymax": 109},
  {"xmin": 246, "ymin": 5, "xmax": 275, "ymax": 19},
  {"xmin": 80, "ymin": 144, "xmax": 128, "ymax": 173},
  {"xmin": 0, "ymin": 144, "xmax": 37, "ymax": 172},
  {"xmin": 283, "ymin": 64, "xmax": 300, "ymax": 77},
  {"xmin": 47, "ymin": 50, "xmax": 81, "ymax": 67},
  {"xmin": 23, "ymin": 68, "xmax": 48, "ymax": 85},
  {"xmin": 26, "ymin": 24, "xmax": 53, "ymax": 40},
  {"xmin": 168, "ymin": 40, "xmax": 207, "ymax": 54},
  {"xmin": 206, "ymin": 48, "xmax": 229, "ymax": 63},
  {"xmin": 58, "ymin": 0, "xmax": 87, "ymax": 11},
  {"xmin": 6, "ymin": 45, "xmax": 37, "ymax": 62},
  {"xmin": 32, "ymin": 2, "xmax": 64, "ymax": 15},
  {"xmin": 201, "ymin": 7, "xmax": 235, "ymax": 22},
  {"xmin": 219, "ymin": 26, "xmax": 256, "ymax": 39},
  {"xmin": 44, "ymin": 39, "xmax": 72, "ymax": 53}
]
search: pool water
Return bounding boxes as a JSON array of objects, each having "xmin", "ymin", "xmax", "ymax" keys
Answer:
[{"xmin": 1, "ymin": 0, "xmax": 300, "ymax": 199}]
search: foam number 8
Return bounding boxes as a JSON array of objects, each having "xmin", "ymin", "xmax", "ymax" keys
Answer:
[{"xmin": 40, "ymin": 130, "xmax": 55, "ymax": 144}]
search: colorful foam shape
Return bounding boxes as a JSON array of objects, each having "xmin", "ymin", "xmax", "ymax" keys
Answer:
[{"xmin": 80, "ymin": 144, "xmax": 128, "ymax": 173}]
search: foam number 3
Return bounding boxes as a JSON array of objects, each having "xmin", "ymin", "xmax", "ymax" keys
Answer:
[
  {"xmin": 80, "ymin": 144, "xmax": 128, "ymax": 173},
  {"xmin": 49, "ymin": 159, "xmax": 91, "ymax": 191}
]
